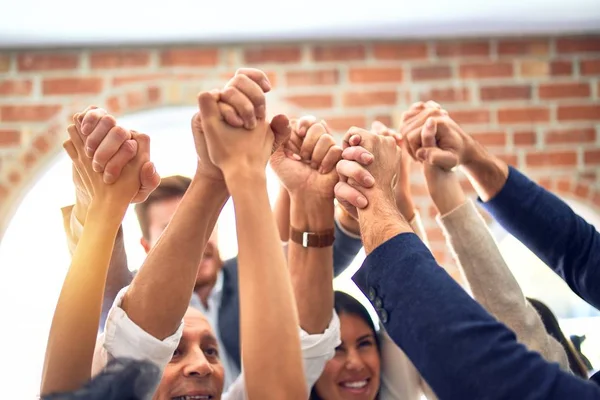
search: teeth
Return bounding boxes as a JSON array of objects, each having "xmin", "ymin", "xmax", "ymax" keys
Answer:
[
  {"xmin": 173, "ymin": 396, "xmax": 211, "ymax": 400},
  {"xmin": 343, "ymin": 380, "xmax": 367, "ymax": 388}
]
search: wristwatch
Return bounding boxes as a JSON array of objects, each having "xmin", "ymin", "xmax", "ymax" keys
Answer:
[{"xmin": 289, "ymin": 227, "xmax": 335, "ymax": 248}]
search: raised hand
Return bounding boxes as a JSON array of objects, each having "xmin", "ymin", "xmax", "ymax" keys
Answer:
[{"xmin": 270, "ymin": 116, "xmax": 342, "ymax": 199}]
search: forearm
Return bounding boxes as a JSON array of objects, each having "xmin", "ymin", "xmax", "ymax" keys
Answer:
[
  {"xmin": 461, "ymin": 141, "xmax": 509, "ymax": 202},
  {"xmin": 230, "ymin": 172, "xmax": 306, "ymax": 400},
  {"xmin": 274, "ymin": 185, "xmax": 291, "ymax": 242},
  {"xmin": 438, "ymin": 201, "xmax": 570, "ymax": 369},
  {"xmin": 335, "ymin": 204, "xmax": 361, "ymax": 236},
  {"xmin": 289, "ymin": 194, "xmax": 335, "ymax": 334},
  {"xmin": 41, "ymin": 204, "xmax": 123, "ymax": 395},
  {"xmin": 121, "ymin": 173, "xmax": 229, "ymax": 340}
]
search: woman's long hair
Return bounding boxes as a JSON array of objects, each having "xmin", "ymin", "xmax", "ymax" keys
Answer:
[
  {"xmin": 310, "ymin": 291, "xmax": 381, "ymax": 399},
  {"xmin": 527, "ymin": 297, "xmax": 589, "ymax": 378}
]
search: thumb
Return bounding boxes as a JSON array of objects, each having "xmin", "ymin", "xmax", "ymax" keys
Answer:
[
  {"xmin": 421, "ymin": 117, "xmax": 437, "ymax": 148},
  {"xmin": 133, "ymin": 162, "xmax": 160, "ymax": 203},
  {"xmin": 416, "ymin": 147, "xmax": 458, "ymax": 170},
  {"xmin": 198, "ymin": 90, "xmax": 221, "ymax": 123},
  {"xmin": 371, "ymin": 120, "xmax": 388, "ymax": 135},
  {"xmin": 270, "ymin": 114, "xmax": 292, "ymax": 152}
]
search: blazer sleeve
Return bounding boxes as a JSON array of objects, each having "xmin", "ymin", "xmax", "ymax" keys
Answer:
[
  {"xmin": 437, "ymin": 200, "xmax": 570, "ymax": 371},
  {"xmin": 61, "ymin": 205, "xmax": 133, "ymax": 331},
  {"xmin": 352, "ymin": 233, "xmax": 600, "ymax": 399},
  {"xmin": 480, "ymin": 167, "xmax": 600, "ymax": 309}
]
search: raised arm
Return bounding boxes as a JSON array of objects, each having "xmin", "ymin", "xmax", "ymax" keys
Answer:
[
  {"xmin": 41, "ymin": 122, "xmax": 153, "ymax": 396},
  {"xmin": 336, "ymin": 126, "xmax": 600, "ymax": 399},
  {"xmin": 199, "ymin": 89, "xmax": 307, "ymax": 399}
]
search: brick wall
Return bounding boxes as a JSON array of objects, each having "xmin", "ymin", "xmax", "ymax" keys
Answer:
[{"xmin": 1, "ymin": 35, "xmax": 599, "ymax": 269}]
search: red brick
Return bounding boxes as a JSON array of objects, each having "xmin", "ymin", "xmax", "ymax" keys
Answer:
[
  {"xmin": 0, "ymin": 55, "xmax": 10, "ymax": 72},
  {"xmin": 448, "ymin": 109, "xmax": 490, "ymax": 125},
  {"xmin": 519, "ymin": 60, "xmax": 573, "ymax": 77},
  {"xmin": 0, "ymin": 79, "xmax": 33, "ymax": 96},
  {"xmin": 556, "ymin": 36, "xmax": 600, "ymax": 53},
  {"xmin": 33, "ymin": 136, "xmax": 50, "ymax": 153},
  {"xmin": 160, "ymin": 48, "xmax": 219, "ymax": 66},
  {"xmin": 538, "ymin": 178, "xmax": 553, "ymax": 191},
  {"xmin": 0, "ymin": 130, "xmax": 21, "ymax": 147},
  {"xmin": 372, "ymin": 114, "xmax": 393, "ymax": 128},
  {"xmin": 22, "ymin": 151, "xmax": 37, "ymax": 169},
  {"xmin": 112, "ymin": 73, "xmax": 170, "ymax": 86},
  {"xmin": 592, "ymin": 191, "xmax": 600, "ymax": 207},
  {"xmin": 419, "ymin": 87, "xmax": 470, "ymax": 103},
  {"xmin": 557, "ymin": 179, "xmax": 572, "ymax": 193},
  {"xmin": 8, "ymin": 171, "xmax": 20, "ymax": 185},
  {"xmin": 373, "ymin": 43, "xmax": 428, "ymax": 60},
  {"xmin": 349, "ymin": 67, "xmax": 403, "ymax": 83},
  {"xmin": 90, "ymin": 50, "xmax": 151, "ymax": 68},
  {"xmin": 285, "ymin": 94, "xmax": 333, "ymax": 109},
  {"xmin": 579, "ymin": 171, "xmax": 597, "ymax": 181},
  {"xmin": 43, "ymin": 77, "xmax": 103, "ymax": 95},
  {"xmin": 460, "ymin": 62, "xmax": 513, "ymax": 79},
  {"xmin": 584, "ymin": 150, "xmax": 600, "ymax": 164},
  {"xmin": 312, "ymin": 45, "xmax": 366, "ymax": 61},
  {"xmin": 0, "ymin": 105, "xmax": 61, "ymax": 122},
  {"xmin": 425, "ymin": 228, "xmax": 446, "ymax": 243},
  {"xmin": 286, "ymin": 70, "xmax": 339, "ymax": 86},
  {"xmin": 343, "ymin": 91, "xmax": 397, "ymax": 107},
  {"xmin": 545, "ymin": 128, "xmax": 596, "ymax": 144},
  {"xmin": 496, "ymin": 153, "xmax": 518, "ymax": 166},
  {"xmin": 526, "ymin": 151, "xmax": 577, "ymax": 167},
  {"xmin": 513, "ymin": 131, "xmax": 537, "ymax": 146},
  {"xmin": 557, "ymin": 105, "xmax": 600, "ymax": 121},
  {"xmin": 105, "ymin": 96, "xmax": 121, "ymax": 114},
  {"xmin": 497, "ymin": 39, "xmax": 550, "ymax": 56},
  {"xmin": 580, "ymin": 59, "xmax": 600, "ymax": 75},
  {"xmin": 411, "ymin": 65, "xmax": 452, "ymax": 81},
  {"xmin": 322, "ymin": 115, "xmax": 367, "ymax": 132},
  {"xmin": 538, "ymin": 83, "xmax": 590, "ymax": 99},
  {"xmin": 497, "ymin": 107, "xmax": 550, "ymax": 124},
  {"xmin": 574, "ymin": 183, "xmax": 590, "ymax": 199},
  {"xmin": 148, "ymin": 87, "xmax": 161, "ymax": 103},
  {"xmin": 435, "ymin": 41, "xmax": 490, "ymax": 57},
  {"xmin": 17, "ymin": 53, "xmax": 79, "ymax": 71},
  {"xmin": 471, "ymin": 131, "xmax": 507, "ymax": 146},
  {"xmin": 480, "ymin": 85, "xmax": 531, "ymax": 101},
  {"xmin": 125, "ymin": 91, "xmax": 145, "ymax": 110}
]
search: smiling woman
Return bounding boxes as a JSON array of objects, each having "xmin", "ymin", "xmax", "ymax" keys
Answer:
[{"xmin": 0, "ymin": 105, "xmax": 365, "ymax": 398}]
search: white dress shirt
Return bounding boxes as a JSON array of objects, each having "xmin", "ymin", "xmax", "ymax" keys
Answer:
[{"xmin": 92, "ymin": 287, "xmax": 340, "ymax": 399}]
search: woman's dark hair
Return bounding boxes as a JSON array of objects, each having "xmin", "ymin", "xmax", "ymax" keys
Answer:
[
  {"xmin": 527, "ymin": 297, "xmax": 589, "ymax": 378},
  {"xmin": 42, "ymin": 358, "xmax": 160, "ymax": 400},
  {"xmin": 310, "ymin": 291, "xmax": 381, "ymax": 399}
]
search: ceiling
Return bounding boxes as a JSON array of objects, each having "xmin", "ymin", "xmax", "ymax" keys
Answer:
[{"xmin": 1, "ymin": 0, "xmax": 599, "ymax": 48}]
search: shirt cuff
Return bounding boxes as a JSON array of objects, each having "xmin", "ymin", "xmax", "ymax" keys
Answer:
[
  {"xmin": 335, "ymin": 214, "xmax": 361, "ymax": 240},
  {"xmin": 102, "ymin": 286, "xmax": 184, "ymax": 371}
]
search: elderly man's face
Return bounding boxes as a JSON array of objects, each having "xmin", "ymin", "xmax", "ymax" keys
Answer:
[{"xmin": 153, "ymin": 308, "xmax": 225, "ymax": 400}]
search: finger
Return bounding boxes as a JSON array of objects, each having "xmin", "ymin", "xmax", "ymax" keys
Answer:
[
  {"xmin": 270, "ymin": 114, "xmax": 292, "ymax": 152},
  {"xmin": 320, "ymin": 119, "xmax": 331, "ymax": 134},
  {"xmin": 226, "ymin": 74, "xmax": 266, "ymax": 120},
  {"xmin": 218, "ymin": 102, "xmax": 244, "ymax": 127},
  {"xmin": 62, "ymin": 139, "xmax": 78, "ymax": 161},
  {"xmin": 67, "ymin": 124, "xmax": 84, "ymax": 151},
  {"xmin": 92, "ymin": 126, "xmax": 131, "ymax": 173},
  {"xmin": 103, "ymin": 139, "xmax": 138, "ymax": 184},
  {"xmin": 198, "ymin": 91, "xmax": 222, "ymax": 127},
  {"xmin": 283, "ymin": 148, "xmax": 302, "ymax": 161},
  {"xmin": 319, "ymin": 145, "xmax": 342, "ymax": 174},
  {"xmin": 235, "ymin": 68, "xmax": 272, "ymax": 93},
  {"xmin": 336, "ymin": 160, "xmax": 375, "ymax": 188},
  {"xmin": 85, "ymin": 114, "xmax": 118, "ymax": 158},
  {"xmin": 133, "ymin": 133, "xmax": 151, "ymax": 164},
  {"xmin": 341, "ymin": 146, "xmax": 374, "ymax": 165},
  {"xmin": 342, "ymin": 126, "xmax": 368, "ymax": 149},
  {"xmin": 80, "ymin": 108, "xmax": 107, "ymax": 136},
  {"xmin": 421, "ymin": 117, "xmax": 437, "ymax": 148},
  {"xmin": 300, "ymin": 123, "xmax": 327, "ymax": 161},
  {"xmin": 416, "ymin": 147, "xmax": 459, "ymax": 170},
  {"xmin": 220, "ymin": 86, "xmax": 256, "ymax": 130},
  {"xmin": 401, "ymin": 102, "xmax": 426, "ymax": 122},
  {"xmin": 285, "ymin": 135, "xmax": 302, "ymax": 155},
  {"xmin": 349, "ymin": 135, "xmax": 362, "ymax": 146},
  {"xmin": 405, "ymin": 128, "xmax": 422, "ymax": 160},
  {"xmin": 335, "ymin": 181, "xmax": 368, "ymax": 210},
  {"xmin": 295, "ymin": 115, "xmax": 318, "ymax": 137},
  {"xmin": 371, "ymin": 120, "xmax": 389, "ymax": 135},
  {"xmin": 310, "ymin": 134, "xmax": 336, "ymax": 168},
  {"xmin": 424, "ymin": 100, "xmax": 442, "ymax": 109},
  {"xmin": 132, "ymin": 161, "xmax": 161, "ymax": 203}
]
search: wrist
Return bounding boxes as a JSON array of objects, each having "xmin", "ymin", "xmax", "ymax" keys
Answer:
[
  {"xmin": 225, "ymin": 168, "xmax": 267, "ymax": 196},
  {"xmin": 73, "ymin": 198, "xmax": 89, "ymax": 225},
  {"xmin": 290, "ymin": 195, "xmax": 335, "ymax": 232},
  {"xmin": 87, "ymin": 200, "xmax": 127, "ymax": 227},
  {"xmin": 358, "ymin": 201, "xmax": 410, "ymax": 254}
]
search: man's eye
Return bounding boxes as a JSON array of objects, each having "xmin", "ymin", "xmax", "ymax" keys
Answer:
[
  {"xmin": 204, "ymin": 347, "xmax": 219, "ymax": 358},
  {"xmin": 171, "ymin": 349, "xmax": 182, "ymax": 360}
]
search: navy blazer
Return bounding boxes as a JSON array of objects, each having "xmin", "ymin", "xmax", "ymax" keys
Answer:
[
  {"xmin": 62, "ymin": 206, "xmax": 363, "ymax": 370},
  {"xmin": 353, "ymin": 233, "xmax": 600, "ymax": 399},
  {"xmin": 480, "ymin": 166, "xmax": 600, "ymax": 310}
]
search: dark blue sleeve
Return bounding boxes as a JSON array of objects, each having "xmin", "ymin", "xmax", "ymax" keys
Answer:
[
  {"xmin": 353, "ymin": 233, "xmax": 600, "ymax": 400},
  {"xmin": 480, "ymin": 167, "xmax": 600, "ymax": 309},
  {"xmin": 332, "ymin": 219, "xmax": 363, "ymax": 277}
]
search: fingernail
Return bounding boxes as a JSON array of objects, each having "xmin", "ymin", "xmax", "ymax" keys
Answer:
[
  {"xmin": 245, "ymin": 118, "xmax": 257, "ymax": 130},
  {"xmin": 364, "ymin": 176, "xmax": 375, "ymax": 186},
  {"xmin": 262, "ymin": 79, "xmax": 271, "ymax": 91},
  {"xmin": 81, "ymin": 124, "xmax": 91, "ymax": 135},
  {"xmin": 357, "ymin": 196, "xmax": 368, "ymax": 208},
  {"xmin": 256, "ymin": 105, "xmax": 266, "ymax": 118},
  {"xmin": 85, "ymin": 147, "xmax": 94, "ymax": 158},
  {"xmin": 292, "ymin": 154, "xmax": 302, "ymax": 161},
  {"xmin": 92, "ymin": 161, "xmax": 103, "ymax": 172},
  {"xmin": 361, "ymin": 153, "xmax": 373, "ymax": 164},
  {"xmin": 319, "ymin": 167, "xmax": 325, "ymax": 174},
  {"xmin": 103, "ymin": 173, "xmax": 114, "ymax": 184}
]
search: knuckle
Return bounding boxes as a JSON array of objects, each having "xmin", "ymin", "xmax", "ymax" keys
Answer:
[
  {"xmin": 221, "ymin": 86, "xmax": 237, "ymax": 100},
  {"xmin": 121, "ymin": 140, "xmax": 138, "ymax": 156},
  {"xmin": 111, "ymin": 126, "xmax": 129, "ymax": 143},
  {"xmin": 100, "ymin": 114, "xmax": 117, "ymax": 128}
]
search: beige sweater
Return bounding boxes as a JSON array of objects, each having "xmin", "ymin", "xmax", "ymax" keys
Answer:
[{"xmin": 377, "ymin": 202, "xmax": 570, "ymax": 399}]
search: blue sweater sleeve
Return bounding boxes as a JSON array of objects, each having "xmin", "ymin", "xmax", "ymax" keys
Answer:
[
  {"xmin": 353, "ymin": 233, "xmax": 600, "ymax": 400},
  {"xmin": 332, "ymin": 219, "xmax": 363, "ymax": 277},
  {"xmin": 480, "ymin": 167, "xmax": 600, "ymax": 309}
]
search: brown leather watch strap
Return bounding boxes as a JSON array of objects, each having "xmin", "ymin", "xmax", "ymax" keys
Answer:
[{"xmin": 289, "ymin": 227, "xmax": 335, "ymax": 248}]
